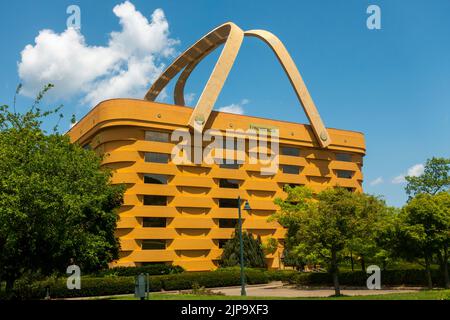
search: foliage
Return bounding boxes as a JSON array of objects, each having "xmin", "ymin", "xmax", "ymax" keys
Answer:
[
  {"xmin": 0, "ymin": 85, "xmax": 126, "ymax": 294},
  {"xmin": 290, "ymin": 269, "xmax": 445, "ymax": 288},
  {"xmin": 94, "ymin": 264, "xmax": 184, "ymax": 277},
  {"xmin": 264, "ymin": 269, "xmax": 298, "ymax": 282},
  {"xmin": 405, "ymin": 157, "xmax": 450, "ymax": 197},
  {"xmin": 1, "ymin": 268, "xmax": 269, "ymax": 299},
  {"xmin": 189, "ymin": 282, "xmax": 225, "ymax": 296},
  {"xmin": 261, "ymin": 237, "xmax": 278, "ymax": 255},
  {"xmin": 399, "ymin": 192, "xmax": 450, "ymax": 288},
  {"xmin": 273, "ymin": 186, "xmax": 389, "ymax": 295},
  {"xmin": 220, "ymin": 230, "xmax": 267, "ymax": 268}
]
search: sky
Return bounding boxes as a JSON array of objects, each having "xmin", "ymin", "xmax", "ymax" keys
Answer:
[{"xmin": 0, "ymin": 0, "xmax": 449, "ymax": 207}]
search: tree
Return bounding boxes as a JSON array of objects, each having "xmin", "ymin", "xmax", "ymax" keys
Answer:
[
  {"xmin": 400, "ymin": 192, "xmax": 450, "ymax": 288},
  {"xmin": 220, "ymin": 230, "xmax": 267, "ymax": 268},
  {"xmin": 274, "ymin": 186, "xmax": 387, "ymax": 296},
  {"xmin": 346, "ymin": 193, "xmax": 391, "ymax": 272},
  {"xmin": 405, "ymin": 157, "xmax": 450, "ymax": 198},
  {"xmin": 0, "ymin": 85, "xmax": 126, "ymax": 295}
]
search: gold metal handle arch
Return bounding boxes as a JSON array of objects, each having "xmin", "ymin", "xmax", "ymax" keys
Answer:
[{"xmin": 144, "ymin": 22, "xmax": 331, "ymax": 148}]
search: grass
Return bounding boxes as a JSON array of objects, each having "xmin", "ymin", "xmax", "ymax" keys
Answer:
[{"xmin": 100, "ymin": 289, "xmax": 450, "ymax": 300}]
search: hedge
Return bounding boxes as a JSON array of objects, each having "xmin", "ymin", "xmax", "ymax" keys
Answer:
[
  {"xmin": 290, "ymin": 269, "xmax": 445, "ymax": 287},
  {"xmin": 93, "ymin": 264, "xmax": 184, "ymax": 277},
  {"xmin": 265, "ymin": 270, "xmax": 298, "ymax": 282},
  {"xmin": 4, "ymin": 268, "xmax": 442, "ymax": 299},
  {"xmin": 2, "ymin": 269, "xmax": 268, "ymax": 300}
]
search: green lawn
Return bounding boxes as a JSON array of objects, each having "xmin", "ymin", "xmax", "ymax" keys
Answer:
[{"xmin": 102, "ymin": 289, "xmax": 450, "ymax": 300}]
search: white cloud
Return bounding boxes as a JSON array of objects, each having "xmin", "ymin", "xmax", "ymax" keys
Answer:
[
  {"xmin": 392, "ymin": 175, "xmax": 406, "ymax": 184},
  {"xmin": 391, "ymin": 163, "xmax": 424, "ymax": 184},
  {"xmin": 369, "ymin": 177, "xmax": 383, "ymax": 186},
  {"xmin": 407, "ymin": 164, "xmax": 425, "ymax": 177},
  {"xmin": 218, "ymin": 99, "xmax": 249, "ymax": 115},
  {"xmin": 18, "ymin": 1, "xmax": 178, "ymax": 107}
]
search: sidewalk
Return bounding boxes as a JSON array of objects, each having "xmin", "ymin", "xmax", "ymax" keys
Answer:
[
  {"xmin": 203, "ymin": 281, "xmax": 421, "ymax": 298},
  {"xmin": 65, "ymin": 281, "xmax": 423, "ymax": 300}
]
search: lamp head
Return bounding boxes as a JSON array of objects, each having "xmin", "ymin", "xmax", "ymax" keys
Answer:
[{"xmin": 243, "ymin": 201, "xmax": 251, "ymax": 211}]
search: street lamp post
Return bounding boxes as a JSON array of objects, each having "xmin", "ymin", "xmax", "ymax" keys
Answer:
[{"xmin": 238, "ymin": 196, "xmax": 251, "ymax": 296}]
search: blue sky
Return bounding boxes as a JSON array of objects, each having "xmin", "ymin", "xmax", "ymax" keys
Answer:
[{"xmin": 0, "ymin": 0, "xmax": 449, "ymax": 207}]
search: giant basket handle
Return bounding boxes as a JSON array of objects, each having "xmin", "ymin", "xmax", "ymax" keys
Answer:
[{"xmin": 144, "ymin": 22, "xmax": 331, "ymax": 148}]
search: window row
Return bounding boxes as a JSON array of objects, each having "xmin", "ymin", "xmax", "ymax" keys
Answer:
[
  {"xmin": 140, "ymin": 218, "xmax": 239, "ymax": 228},
  {"xmin": 142, "ymin": 195, "xmax": 243, "ymax": 208},
  {"xmin": 144, "ymin": 131, "xmax": 353, "ymax": 163},
  {"xmin": 141, "ymin": 238, "xmax": 235, "ymax": 250}
]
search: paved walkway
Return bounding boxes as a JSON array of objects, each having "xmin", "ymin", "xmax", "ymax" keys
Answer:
[
  {"xmin": 66, "ymin": 282, "xmax": 423, "ymax": 300},
  {"xmin": 163, "ymin": 281, "xmax": 421, "ymax": 298}
]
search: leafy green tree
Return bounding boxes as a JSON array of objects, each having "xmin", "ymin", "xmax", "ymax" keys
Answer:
[
  {"xmin": 0, "ymin": 85, "xmax": 125, "ymax": 295},
  {"xmin": 399, "ymin": 192, "xmax": 450, "ymax": 288},
  {"xmin": 274, "ymin": 186, "xmax": 387, "ymax": 296},
  {"xmin": 347, "ymin": 193, "xmax": 392, "ymax": 271},
  {"xmin": 220, "ymin": 230, "xmax": 267, "ymax": 268},
  {"xmin": 272, "ymin": 186, "xmax": 315, "ymax": 270},
  {"xmin": 405, "ymin": 157, "xmax": 450, "ymax": 197}
]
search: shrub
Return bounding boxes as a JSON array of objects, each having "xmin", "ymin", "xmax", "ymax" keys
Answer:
[
  {"xmin": 1, "ymin": 276, "xmax": 137, "ymax": 300},
  {"xmin": 265, "ymin": 270, "xmax": 298, "ymax": 282},
  {"xmin": 160, "ymin": 269, "xmax": 268, "ymax": 291},
  {"xmin": 94, "ymin": 264, "xmax": 184, "ymax": 277},
  {"xmin": 3, "ymin": 268, "xmax": 269, "ymax": 299},
  {"xmin": 290, "ymin": 269, "xmax": 445, "ymax": 287},
  {"xmin": 220, "ymin": 231, "xmax": 267, "ymax": 268}
]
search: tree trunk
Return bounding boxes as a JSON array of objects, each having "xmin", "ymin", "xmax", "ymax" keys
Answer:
[
  {"xmin": 360, "ymin": 256, "xmax": 366, "ymax": 272},
  {"xmin": 331, "ymin": 250, "xmax": 340, "ymax": 296},
  {"xmin": 443, "ymin": 248, "xmax": 449, "ymax": 289},
  {"xmin": 5, "ymin": 278, "xmax": 15, "ymax": 298},
  {"xmin": 424, "ymin": 255, "xmax": 433, "ymax": 289},
  {"xmin": 350, "ymin": 252, "xmax": 354, "ymax": 272},
  {"xmin": 444, "ymin": 259, "xmax": 449, "ymax": 289}
]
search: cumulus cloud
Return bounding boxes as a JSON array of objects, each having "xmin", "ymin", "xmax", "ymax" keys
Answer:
[
  {"xmin": 392, "ymin": 175, "xmax": 406, "ymax": 184},
  {"xmin": 407, "ymin": 164, "xmax": 425, "ymax": 177},
  {"xmin": 369, "ymin": 177, "xmax": 384, "ymax": 186},
  {"xmin": 392, "ymin": 163, "xmax": 424, "ymax": 184},
  {"xmin": 18, "ymin": 1, "xmax": 178, "ymax": 107},
  {"xmin": 218, "ymin": 99, "xmax": 249, "ymax": 115}
]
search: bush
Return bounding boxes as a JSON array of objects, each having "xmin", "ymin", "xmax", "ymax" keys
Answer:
[
  {"xmin": 0, "ymin": 276, "xmax": 137, "ymax": 300},
  {"xmin": 290, "ymin": 269, "xmax": 445, "ymax": 287},
  {"xmin": 160, "ymin": 269, "xmax": 268, "ymax": 291},
  {"xmin": 220, "ymin": 231, "xmax": 267, "ymax": 268},
  {"xmin": 94, "ymin": 264, "xmax": 184, "ymax": 277},
  {"xmin": 2, "ymin": 268, "xmax": 269, "ymax": 299},
  {"xmin": 265, "ymin": 270, "xmax": 298, "ymax": 282}
]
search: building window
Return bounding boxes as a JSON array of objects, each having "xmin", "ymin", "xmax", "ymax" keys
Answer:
[
  {"xmin": 283, "ymin": 183, "xmax": 302, "ymax": 190},
  {"xmin": 218, "ymin": 239, "xmax": 229, "ymax": 248},
  {"xmin": 219, "ymin": 219, "xmax": 239, "ymax": 228},
  {"xmin": 219, "ymin": 161, "xmax": 240, "ymax": 169},
  {"xmin": 82, "ymin": 144, "xmax": 92, "ymax": 150},
  {"xmin": 143, "ymin": 217, "xmax": 166, "ymax": 228},
  {"xmin": 281, "ymin": 165, "xmax": 300, "ymax": 175},
  {"xmin": 144, "ymin": 174, "xmax": 168, "ymax": 184},
  {"xmin": 281, "ymin": 146, "xmax": 300, "ymax": 157},
  {"xmin": 145, "ymin": 152, "xmax": 169, "ymax": 164},
  {"xmin": 336, "ymin": 153, "xmax": 352, "ymax": 162},
  {"xmin": 218, "ymin": 198, "xmax": 239, "ymax": 208},
  {"xmin": 145, "ymin": 130, "xmax": 170, "ymax": 142},
  {"xmin": 141, "ymin": 239, "xmax": 166, "ymax": 250},
  {"xmin": 219, "ymin": 179, "xmax": 240, "ymax": 189},
  {"xmin": 143, "ymin": 195, "xmax": 167, "ymax": 206},
  {"xmin": 336, "ymin": 170, "xmax": 354, "ymax": 179}
]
